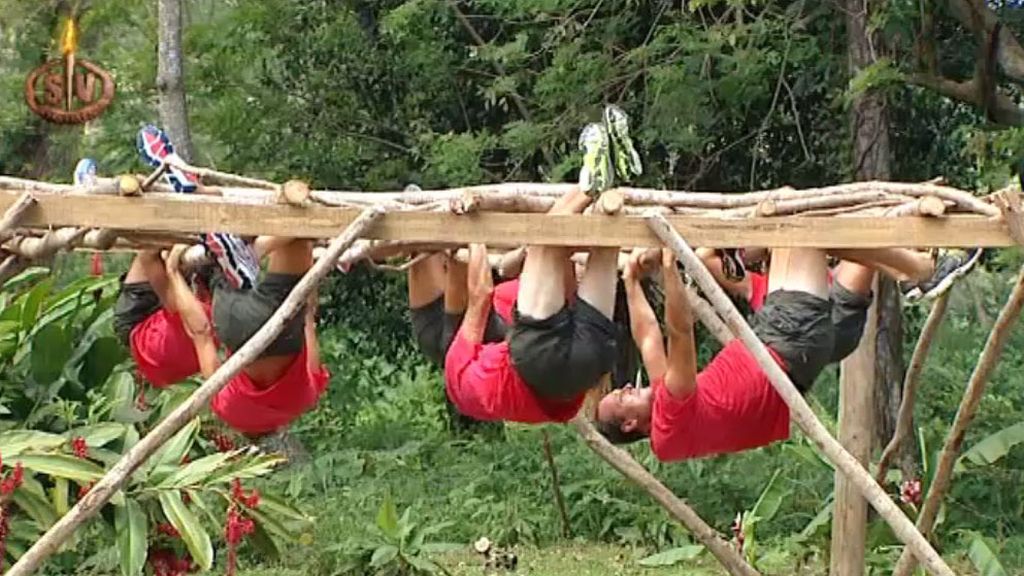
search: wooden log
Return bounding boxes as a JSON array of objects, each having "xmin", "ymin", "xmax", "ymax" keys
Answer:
[
  {"xmin": 875, "ymin": 292, "xmax": 950, "ymax": 485},
  {"xmin": 162, "ymin": 157, "xmax": 278, "ymax": 190},
  {"xmin": 743, "ymin": 191, "xmax": 912, "ymax": 218},
  {"xmin": 993, "ymin": 190, "xmax": 1024, "ymax": 245},
  {"xmin": 6, "ymin": 228, "xmax": 87, "ymax": 260},
  {"xmin": 498, "ymin": 246, "xmax": 527, "ymax": 278},
  {"xmin": 0, "ymin": 192, "xmax": 36, "ymax": 243},
  {"xmin": 140, "ymin": 163, "xmax": 169, "ymax": 191},
  {"xmin": 891, "ymin": 265, "xmax": 1024, "ymax": 576},
  {"xmin": 277, "ymin": 180, "xmax": 311, "ymax": 206},
  {"xmin": 570, "ymin": 415, "xmax": 760, "ymax": 576},
  {"xmin": 646, "ymin": 214, "xmax": 954, "ymax": 576},
  {"xmin": 4, "ymin": 206, "xmax": 385, "ymax": 576},
  {"xmin": 0, "ymin": 254, "xmax": 27, "ymax": 284},
  {"xmin": 595, "ymin": 190, "xmax": 625, "ymax": 215},
  {"xmin": 830, "ymin": 282, "xmax": 878, "ymax": 576}
]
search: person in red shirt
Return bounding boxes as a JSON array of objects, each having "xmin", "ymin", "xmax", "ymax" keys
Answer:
[
  {"xmin": 164, "ymin": 236, "xmax": 330, "ymax": 437},
  {"xmin": 594, "ymin": 243, "xmax": 966, "ymax": 461},
  {"xmin": 444, "ymin": 186, "xmax": 619, "ymax": 424}
]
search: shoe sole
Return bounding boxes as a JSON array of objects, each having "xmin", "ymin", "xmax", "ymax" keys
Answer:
[{"xmin": 917, "ymin": 250, "xmax": 983, "ymax": 301}]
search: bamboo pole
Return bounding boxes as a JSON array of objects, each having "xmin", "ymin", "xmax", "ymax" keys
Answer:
[
  {"xmin": 646, "ymin": 214, "xmax": 954, "ymax": 576},
  {"xmin": 0, "ymin": 192, "xmax": 36, "ymax": 243},
  {"xmin": 570, "ymin": 415, "xmax": 760, "ymax": 576},
  {"xmin": 5, "ymin": 207, "xmax": 385, "ymax": 576},
  {"xmin": 875, "ymin": 292, "xmax": 951, "ymax": 485},
  {"xmin": 891, "ymin": 265, "xmax": 1024, "ymax": 576}
]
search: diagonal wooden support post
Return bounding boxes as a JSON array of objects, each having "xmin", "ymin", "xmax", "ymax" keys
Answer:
[
  {"xmin": 6, "ymin": 206, "xmax": 385, "ymax": 576},
  {"xmin": 0, "ymin": 192, "xmax": 36, "ymax": 243},
  {"xmin": 875, "ymin": 291, "xmax": 951, "ymax": 485},
  {"xmin": 571, "ymin": 416, "xmax": 760, "ymax": 576},
  {"xmin": 646, "ymin": 214, "xmax": 954, "ymax": 576},
  {"xmin": 891, "ymin": 273, "xmax": 1024, "ymax": 573}
]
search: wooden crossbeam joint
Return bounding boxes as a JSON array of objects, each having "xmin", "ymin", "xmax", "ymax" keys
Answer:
[{"xmin": 993, "ymin": 190, "xmax": 1024, "ymax": 246}]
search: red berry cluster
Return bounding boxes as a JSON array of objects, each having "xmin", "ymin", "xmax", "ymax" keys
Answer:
[
  {"xmin": 223, "ymin": 479, "xmax": 260, "ymax": 576},
  {"xmin": 77, "ymin": 482, "xmax": 95, "ymax": 500},
  {"xmin": 0, "ymin": 455, "xmax": 24, "ymax": 571},
  {"xmin": 900, "ymin": 478, "xmax": 923, "ymax": 506},
  {"xmin": 148, "ymin": 547, "xmax": 194, "ymax": 576},
  {"xmin": 71, "ymin": 437, "xmax": 88, "ymax": 459},
  {"xmin": 156, "ymin": 522, "xmax": 181, "ymax": 539},
  {"xmin": 211, "ymin": 433, "xmax": 236, "ymax": 453}
]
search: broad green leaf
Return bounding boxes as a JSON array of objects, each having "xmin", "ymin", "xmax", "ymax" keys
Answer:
[
  {"xmin": 203, "ymin": 452, "xmax": 284, "ymax": 486},
  {"xmin": 52, "ymin": 478, "xmax": 69, "ymax": 516},
  {"xmin": 968, "ymin": 534, "xmax": 1008, "ymax": 576},
  {"xmin": 11, "ymin": 488, "xmax": 58, "ymax": 529},
  {"xmin": 957, "ymin": 422, "xmax": 1024, "ymax": 472},
  {"xmin": 795, "ymin": 498, "xmax": 833, "ymax": 543},
  {"xmin": 78, "ymin": 337, "xmax": 125, "ymax": 389},
  {"xmin": 158, "ymin": 491, "xmax": 213, "ymax": 570},
  {"xmin": 249, "ymin": 507, "xmax": 296, "ymax": 542},
  {"xmin": 257, "ymin": 493, "xmax": 313, "ymax": 525},
  {"xmin": 248, "ymin": 515, "xmax": 284, "ymax": 560},
  {"xmin": 405, "ymin": 554, "xmax": 444, "ymax": 574},
  {"xmin": 30, "ymin": 323, "xmax": 72, "ymax": 385},
  {"xmin": 0, "ymin": 430, "xmax": 67, "ymax": 456},
  {"xmin": 637, "ymin": 545, "xmax": 704, "ymax": 567},
  {"xmin": 17, "ymin": 454, "xmax": 104, "ymax": 482},
  {"xmin": 19, "ymin": 276, "xmax": 53, "ymax": 327},
  {"xmin": 376, "ymin": 495, "xmax": 400, "ymax": 539},
  {"xmin": 66, "ymin": 423, "xmax": 126, "ymax": 448},
  {"xmin": 149, "ymin": 418, "xmax": 199, "ymax": 472},
  {"xmin": 370, "ymin": 544, "xmax": 399, "ymax": 568},
  {"xmin": 3, "ymin": 267, "xmax": 50, "ymax": 293},
  {"xmin": 156, "ymin": 452, "xmax": 235, "ymax": 489},
  {"xmin": 749, "ymin": 469, "xmax": 788, "ymax": 524},
  {"xmin": 115, "ymin": 499, "xmax": 148, "ymax": 576}
]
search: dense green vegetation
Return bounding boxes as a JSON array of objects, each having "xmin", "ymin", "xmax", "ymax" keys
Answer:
[{"xmin": 4, "ymin": 0, "xmax": 1024, "ymax": 574}]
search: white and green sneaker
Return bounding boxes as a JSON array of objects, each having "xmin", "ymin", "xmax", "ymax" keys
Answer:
[
  {"xmin": 902, "ymin": 248, "xmax": 983, "ymax": 301},
  {"xmin": 578, "ymin": 122, "xmax": 613, "ymax": 197},
  {"xmin": 604, "ymin": 104, "xmax": 642, "ymax": 182}
]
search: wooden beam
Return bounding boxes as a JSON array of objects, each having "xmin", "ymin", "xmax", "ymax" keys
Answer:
[{"xmin": 0, "ymin": 189, "xmax": 1014, "ymax": 248}]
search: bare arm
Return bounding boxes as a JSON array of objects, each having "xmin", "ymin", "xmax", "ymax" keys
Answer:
[
  {"xmin": 696, "ymin": 247, "xmax": 751, "ymax": 301},
  {"xmin": 304, "ymin": 293, "xmax": 321, "ymax": 370},
  {"xmin": 662, "ymin": 249, "xmax": 698, "ymax": 399},
  {"xmin": 166, "ymin": 245, "xmax": 222, "ymax": 378},
  {"xmin": 459, "ymin": 243, "xmax": 493, "ymax": 344},
  {"xmin": 623, "ymin": 250, "xmax": 667, "ymax": 382}
]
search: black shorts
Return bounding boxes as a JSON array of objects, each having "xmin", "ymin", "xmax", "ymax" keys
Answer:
[
  {"xmin": 113, "ymin": 278, "xmax": 163, "ymax": 346},
  {"xmin": 751, "ymin": 290, "xmax": 835, "ymax": 393},
  {"xmin": 829, "ymin": 282, "xmax": 872, "ymax": 364},
  {"xmin": 410, "ymin": 296, "xmax": 508, "ymax": 366},
  {"xmin": 212, "ymin": 272, "xmax": 304, "ymax": 359},
  {"xmin": 509, "ymin": 299, "xmax": 617, "ymax": 400}
]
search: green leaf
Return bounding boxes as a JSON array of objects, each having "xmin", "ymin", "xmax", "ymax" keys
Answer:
[
  {"xmin": 257, "ymin": 493, "xmax": 313, "ymax": 525},
  {"xmin": 52, "ymin": 478, "xmax": 69, "ymax": 516},
  {"xmin": 149, "ymin": 418, "xmax": 199, "ymax": 472},
  {"xmin": 376, "ymin": 495, "xmax": 400, "ymax": 540},
  {"xmin": 203, "ymin": 452, "xmax": 284, "ymax": 486},
  {"xmin": 79, "ymin": 337, "xmax": 125, "ymax": 389},
  {"xmin": 968, "ymin": 534, "xmax": 1008, "ymax": 576},
  {"xmin": 158, "ymin": 491, "xmax": 213, "ymax": 570},
  {"xmin": 11, "ymin": 488, "xmax": 58, "ymax": 530},
  {"xmin": 637, "ymin": 545, "xmax": 704, "ymax": 567},
  {"xmin": 156, "ymin": 452, "xmax": 235, "ymax": 489},
  {"xmin": 4, "ymin": 267, "xmax": 50, "ymax": 293},
  {"xmin": 115, "ymin": 499, "xmax": 148, "ymax": 576},
  {"xmin": 66, "ymin": 423, "xmax": 126, "ymax": 448},
  {"xmin": 20, "ymin": 276, "xmax": 53, "ymax": 327},
  {"xmin": 0, "ymin": 430, "xmax": 67, "ymax": 456},
  {"xmin": 405, "ymin": 553, "xmax": 444, "ymax": 574},
  {"xmin": 30, "ymin": 323, "xmax": 72, "ymax": 385},
  {"xmin": 370, "ymin": 544, "xmax": 399, "ymax": 568},
  {"xmin": 749, "ymin": 469, "xmax": 788, "ymax": 524},
  {"xmin": 16, "ymin": 454, "xmax": 104, "ymax": 482},
  {"xmin": 957, "ymin": 422, "xmax": 1024, "ymax": 472}
]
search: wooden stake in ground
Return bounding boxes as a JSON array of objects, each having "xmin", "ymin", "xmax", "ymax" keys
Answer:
[
  {"xmin": 541, "ymin": 430, "xmax": 572, "ymax": 538},
  {"xmin": 830, "ymin": 279, "xmax": 879, "ymax": 576},
  {"xmin": 0, "ymin": 192, "xmax": 35, "ymax": 243},
  {"xmin": 570, "ymin": 416, "xmax": 760, "ymax": 576},
  {"xmin": 646, "ymin": 214, "xmax": 954, "ymax": 576},
  {"xmin": 6, "ymin": 207, "xmax": 385, "ymax": 576},
  {"xmin": 875, "ymin": 292, "xmax": 951, "ymax": 485},
  {"xmin": 891, "ymin": 264, "xmax": 1024, "ymax": 576}
]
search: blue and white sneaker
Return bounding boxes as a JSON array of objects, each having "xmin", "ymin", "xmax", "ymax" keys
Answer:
[
  {"xmin": 203, "ymin": 232, "xmax": 260, "ymax": 290},
  {"xmin": 74, "ymin": 158, "xmax": 98, "ymax": 186},
  {"xmin": 136, "ymin": 125, "xmax": 199, "ymax": 193}
]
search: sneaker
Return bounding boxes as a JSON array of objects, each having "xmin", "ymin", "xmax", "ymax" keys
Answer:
[
  {"xmin": 73, "ymin": 158, "xmax": 98, "ymax": 186},
  {"xmin": 903, "ymin": 248, "xmax": 983, "ymax": 301},
  {"xmin": 136, "ymin": 125, "xmax": 199, "ymax": 193},
  {"xmin": 604, "ymin": 105, "xmax": 642, "ymax": 182},
  {"xmin": 203, "ymin": 232, "xmax": 260, "ymax": 290},
  {"xmin": 578, "ymin": 122, "xmax": 613, "ymax": 197},
  {"xmin": 718, "ymin": 248, "xmax": 746, "ymax": 282}
]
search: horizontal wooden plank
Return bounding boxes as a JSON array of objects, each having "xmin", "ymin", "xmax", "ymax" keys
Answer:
[{"xmin": 0, "ymin": 188, "xmax": 1013, "ymax": 248}]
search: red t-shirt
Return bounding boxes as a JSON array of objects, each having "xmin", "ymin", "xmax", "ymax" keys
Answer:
[
  {"xmin": 492, "ymin": 279, "xmax": 519, "ymax": 325},
  {"xmin": 129, "ymin": 306, "xmax": 211, "ymax": 388},
  {"xmin": 444, "ymin": 332, "xmax": 583, "ymax": 424},
  {"xmin": 212, "ymin": 345, "xmax": 330, "ymax": 435},
  {"xmin": 649, "ymin": 340, "xmax": 790, "ymax": 462}
]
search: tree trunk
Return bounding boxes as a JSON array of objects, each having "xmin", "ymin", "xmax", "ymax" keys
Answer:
[
  {"xmin": 831, "ymin": 1, "xmax": 895, "ymax": 574},
  {"xmin": 156, "ymin": 0, "xmax": 195, "ymax": 162},
  {"xmin": 874, "ymin": 278, "xmax": 915, "ymax": 478}
]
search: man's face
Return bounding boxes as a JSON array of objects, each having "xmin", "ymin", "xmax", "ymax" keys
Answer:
[{"xmin": 596, "ymin": 385, "xmax": 653, "ymax": 434}]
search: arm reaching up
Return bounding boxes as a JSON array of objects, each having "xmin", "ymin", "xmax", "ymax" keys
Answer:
[
  {"xmin": 661, "ymin": 249, "xmax": 698, "ymax": 399},
  {"xmin": 165, "ymin": 244, "xmax": 221, "ymax": 378},
  {"xmin": 623, "ymin": 248, "xmax": 666, "ymax": 381},
  {"xmin": 458, "ymin": 243, "xmax": 494, "ymax": 345}
]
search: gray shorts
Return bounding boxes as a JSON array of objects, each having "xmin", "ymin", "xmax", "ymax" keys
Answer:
[
  {"xmin": 113, "ymin": 279, "xmax": 163, "ymax": 346},
  {"xmin": 509, "ymin": 299, "xmax": 617, "ymax": 400},
  {"xmin": 409, "ymin": 296, "xmax": 508, "ymax": 366},
  {"xmin": 752, "ymin": 282, "xmax": 872, "ymax": 392},
  {"xmin": 212, "ymin": 272, "xmax": 304, "ymax": 358}
]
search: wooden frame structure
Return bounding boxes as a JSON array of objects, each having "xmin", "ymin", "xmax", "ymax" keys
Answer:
[{"xmin": 2, "ymin": 164, "xmax": 1024, "ymax": 576}]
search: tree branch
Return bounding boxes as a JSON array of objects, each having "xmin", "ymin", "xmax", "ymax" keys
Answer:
[{"xmin": 907, "ymin": 73, "xmax": 1024, "ymax": 126}]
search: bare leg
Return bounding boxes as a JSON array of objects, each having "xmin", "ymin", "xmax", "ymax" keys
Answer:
[
  {"xmin": 829, "ymin": 248, "xmax": 933, "ymax": 283},
  {"xmin": 445, "ymin": 256, "xmax": 469, "ymax": 315},
  {"xmin": 833, "ymin": 261, "xmax": 876, "ymax": 297},
  {"xmin": 408, "ymin": 252, "xmax": 446, "ymax": 309},
  {"xmin": 768, "ymin": 248, "xmax": 829, "ymax": 298},
  {"xmin": 126, "ymin": 250, "xmax": 175, "ymax": 311},
  {"xmin": 577, "ymin": 247, "xmax": 619, "ymax": 319},
  {"xmin": 516, "ymin": 189, "xmax": 592, "ymax": 319},
  {"xmin": 696, "ymin": 247, "xmax": 752, "ymax": 300},
  {"xmin": 266, "ymin": 238, "xmax": 313, "ymax": 275}
]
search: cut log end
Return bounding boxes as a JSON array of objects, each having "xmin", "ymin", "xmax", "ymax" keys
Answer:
[
  {"xmin": 278, "ymin": 180, "xmax": 311, "ymax": 206},
  {"xmin": 596, "ymin": 190, "xmax": 624, "ymax": 215},
  {"xmin": 917, "ymin": 196, "xmax": 947, "ymax": 217},
  {"xmin": 117, "ymin": 175, "xmax": 141, "ymax": 197}
]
